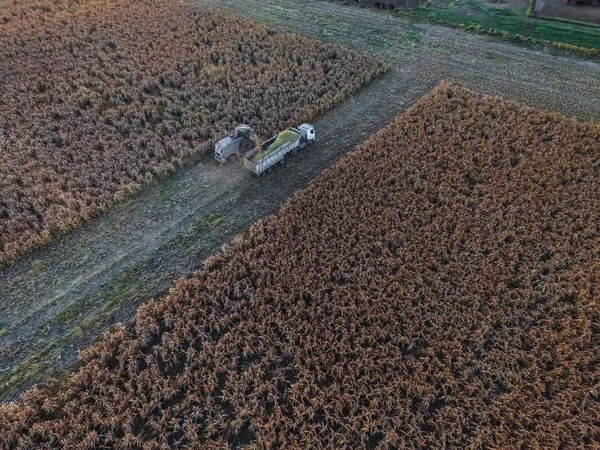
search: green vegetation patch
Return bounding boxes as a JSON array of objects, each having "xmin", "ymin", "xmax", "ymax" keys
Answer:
[
  {"xmin": 0, "ymin": 267, "xmax": 143, "ymax": 400},
  {"xmin": 197, "ymin": 213, "xmax": 223, "ymax": 227},
  {"xmin": 410, "ymin": 0, "xmax": 600, "ymax": 53}
]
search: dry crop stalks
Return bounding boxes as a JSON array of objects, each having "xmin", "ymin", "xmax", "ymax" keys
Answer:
[
  {"xmin": 1, "ymin": 83, "xmax": 599, "ymax": 448},
  {"xmin": 0, "ymin": 0, "xmax": 388, "ymax": 268}
]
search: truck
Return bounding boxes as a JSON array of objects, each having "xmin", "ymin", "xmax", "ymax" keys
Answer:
[{"xmin": 214, "ymin": 123, "xmax": 316, "ymax": 176}]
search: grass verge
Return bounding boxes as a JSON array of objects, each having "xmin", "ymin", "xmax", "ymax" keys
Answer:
[
  {"xmin": 0, "ymin": 267, "xmax": 143, "ymax": 400},
  {"xmin": 405, "ymin": 0, "xmax": 600, "ymax": 57}
]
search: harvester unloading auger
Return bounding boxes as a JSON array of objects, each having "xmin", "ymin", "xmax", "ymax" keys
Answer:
[{"xmin": 214, "ymin": 123, "xmax": 316, "ymax": 176}]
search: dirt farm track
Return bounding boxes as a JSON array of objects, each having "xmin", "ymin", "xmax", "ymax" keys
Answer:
[{"xmin": 1, "ymin": 0, "xmax": 600, "ymax": 401}]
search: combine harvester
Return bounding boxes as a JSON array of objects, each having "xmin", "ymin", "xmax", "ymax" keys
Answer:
[{"xmin": 214, "ymin": 123, "xmax": 316, "ymax": 176}]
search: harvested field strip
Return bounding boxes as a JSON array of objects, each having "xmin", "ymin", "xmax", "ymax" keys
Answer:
[
  {"xmin": 1, "ymin": 83, "xmax": 599, "ymax": 448},
  {"xmin": 0, "ymin": 0, "xmax": 387, "ymax": 269}
]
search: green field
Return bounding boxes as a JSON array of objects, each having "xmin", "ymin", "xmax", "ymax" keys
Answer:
[{"xmin": 408, "ymin": 0, "xmax": 600, "ymax": 52}]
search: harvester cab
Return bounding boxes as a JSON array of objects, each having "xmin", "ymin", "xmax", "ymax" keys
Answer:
[{"xmin": 214, "ymin": 124, "xmax": 258, "ymax": 163}]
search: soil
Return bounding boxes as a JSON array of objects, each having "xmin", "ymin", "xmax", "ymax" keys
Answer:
[
  {"xmin": 346, "ymin": 0, "xmax": 427, "ymax": 9},
  {"xmin": 1, "ymin": 0, "xmax": 600, "ymax": 402},
  {"xmin": 536, "ymin": 0, "xmax": 600, "ymax": 24}
]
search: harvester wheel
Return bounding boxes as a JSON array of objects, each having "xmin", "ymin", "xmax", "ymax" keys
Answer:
[{"xmin": 227, "ymin": 153, "xmax": 238, "ymax": 164}]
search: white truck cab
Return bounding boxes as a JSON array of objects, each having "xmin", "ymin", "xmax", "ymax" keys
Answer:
[{"xmin": 297, "ymin": 123, "xmax": 316, "ymax": 144}]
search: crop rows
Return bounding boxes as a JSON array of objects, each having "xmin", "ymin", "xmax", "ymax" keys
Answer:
[
  {"xmin": 1, "ymin": 83, "xmax": 599, "ymax": 448},
  {"xmin": 0, "ymin": 0, "xmax": 387, "ymax": 268}
]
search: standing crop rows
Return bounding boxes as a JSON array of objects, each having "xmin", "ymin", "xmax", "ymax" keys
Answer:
[
  {"xmin": 1, "ymin": 84, "xmax": 599, "ymax": 448},
  {"xmin": 0, "ymin": 0, "xmax": 387, "ymax": 268}
]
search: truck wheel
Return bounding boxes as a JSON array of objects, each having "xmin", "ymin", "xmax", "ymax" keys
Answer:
[
  {"xmin": 279, "ymin": 157, "xmax": 285, "ymax": 165},
  {"xmin": 227, "ymin": 154, "xmax": 238, "ymax": 164}
]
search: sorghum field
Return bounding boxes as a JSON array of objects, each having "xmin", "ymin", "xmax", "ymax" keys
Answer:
[
  {"xmin": 0, "ymin": 0, "xmax": 387, "ymax": 269},
  {"xmin": 1, "ymin": 83, "xmax": 599, "ymax": 448}
]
